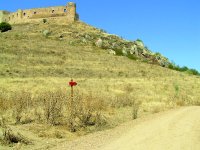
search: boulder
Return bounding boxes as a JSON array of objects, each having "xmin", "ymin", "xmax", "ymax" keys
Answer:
[
  {"xmin": 84, "ymin": 34, "xmax": 91, "ymax": 40},
  {"xmin": 141, "ymin": 49, "xmax": 149, "ymax": 57},
  {"xmin": 42, "ymin": 30, "xmax": 51, "ymax": 37},
  {"xmin": 108, "ymin": 49, "xmax": 116, "ymax": 55},
  {"xmin": 130, "ymin": 45, "xmax": 137, "ymax": 55},
  {"xmin": 82, "ymin": 38, "xmax": 87, "ymax": 43},
  {"xmin": 95, "ymin": 38, "xmax": 103, "ymax": 48},
  {"xmin": 102, "ymin": 40, "xmax": 110, "ymax": 49},
  {"xmin": 122, "ymin": 47, "xmax": 128, "ymax": 56}
]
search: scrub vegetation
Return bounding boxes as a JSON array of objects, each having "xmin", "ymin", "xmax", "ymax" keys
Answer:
[{"xmin": 0, "ymin": 22, "xmax": 200, "ymax": 149}]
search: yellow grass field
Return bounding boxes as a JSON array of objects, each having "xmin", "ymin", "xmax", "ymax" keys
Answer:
[{"xmin": 0, "ymin": 22, "xmax": 200, "ymax": 149}]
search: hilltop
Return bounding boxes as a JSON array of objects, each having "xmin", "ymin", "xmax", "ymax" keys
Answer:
[{"xmin": 0, "ymin": 21, "xmax": 200, "ymax": 149}]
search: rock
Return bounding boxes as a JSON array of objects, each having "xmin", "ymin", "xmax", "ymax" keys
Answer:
[
  {"xmin": 155, "ymin": 55, "xmax": 161, "ymax": 61},
  {"xmin": 111, "ymin": 42, "xmax": 117, "ymax": 49},
  {"xmin": 102, "ymin": 40, "xmax": 110, "ymax": 49},
  {"xmin": 122, "ymin": 47, "xmax": 128, "ymax": 56},
  {"xmin": 82, "ymin": 38, "xmax": 87, "ymax": 43},
  {"xmin": 108, "ymin": 49, "xmax": 116, "ymax": 55},
  {"xmin": 130, "ymin": 45, "xmax": 137, "ymax": 55},
  {"xmin": 159, "ymin": 58, "xmax": 170, "ymax": 67},
  {"xmin": 43, "ymin": 30, "xmax": 51, "ymax": 37},
  {"xmin": 84, "ymin": 34, "xmax": 91, "ymax": 39},
  {"xmin": 75, "ymin": 33, "xmax": 80, "ymax": 38},
  {"xmin": 141, "ymin": 49, "xmax": 149, "ymax": 57},
  {"xmin": 111, "ymin": 42, "xmax": 121, "ymax": 50},
  {"xmin": 13, "ymin": 142, "xmax": 23, "ymax": 150},
  {"xmin": 95, "ymin": 38, "xmax": 103, "ymax": 48}
]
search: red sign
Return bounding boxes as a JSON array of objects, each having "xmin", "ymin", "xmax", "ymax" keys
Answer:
[{"xmin": 69, "ymin": 79, "xmax": 77, "ymax": 87}]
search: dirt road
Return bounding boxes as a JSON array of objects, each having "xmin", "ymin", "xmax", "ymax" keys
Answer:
[{"xmin": 52, "ymin": 106, "xmax": 200, "ymax": 150}]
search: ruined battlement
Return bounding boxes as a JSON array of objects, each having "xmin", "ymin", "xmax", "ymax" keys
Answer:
[{"xmin": 0, "ymin": 2, "xmax": 77, "ymax": 24}]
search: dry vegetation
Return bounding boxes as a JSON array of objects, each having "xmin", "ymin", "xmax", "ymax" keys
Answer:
[{"xmin": 0, "ymin": 21, "xmax": 200, "ymax": 149}]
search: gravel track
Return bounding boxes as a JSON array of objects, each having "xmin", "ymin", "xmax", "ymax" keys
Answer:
[{"xmin": 51, "ymin": 106, "xmax": 200, "ymax": 150}]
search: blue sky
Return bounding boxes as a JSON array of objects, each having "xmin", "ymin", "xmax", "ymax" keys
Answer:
[{"xmin": 1, "ymin": 0, "xmax": 200, "ymax": 71}]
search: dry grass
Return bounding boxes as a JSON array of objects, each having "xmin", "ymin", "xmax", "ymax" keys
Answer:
[{"xmin": 0, "ymin": 22, "xmax": 200, "ymax": 149}]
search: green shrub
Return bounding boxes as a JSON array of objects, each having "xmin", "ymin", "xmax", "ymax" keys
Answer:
[
  {"xmin": 174, "ymin": 65, "xmax": 181, "ymax": 71},
  {"xmin": 0, "ymin": 22, "xmax": 12, "ymax": 32},
  {"xmin": 155, "ymin": 52, "xmax": 161, "ymax": 56},
  {"xmin": 168, "ymin": 62, "xmax": 200, "ymax": 76},
  {"xmin": 43, "ymin": 19, "xmax": 47, "ymax": 23},
  {"xmin": 136, "ymin": 39, "xmax": 143, "ymax": 42},
  {"xmin": 168, "ymin": 63, "xmax": 174, "ymax": 70},
  {"xmin": 180, "ymin": 66, "xmax": 189, "ymax": 72},
  {"xmin": 127, "ymin": 52, "xmax": 137, "ymax": 60},
  {"xmin": 75, "ymin": 13, "xmax": 79, "ymax": 21},
  {"xmin": 186, "ymin": 69, "xmax": 199, "ymax": 75},
  {"xmin": 115, "ymin": 49, "xmax": 123, "ymax": 56}
]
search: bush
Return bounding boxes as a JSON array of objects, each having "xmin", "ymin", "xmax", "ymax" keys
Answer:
[
  {"xmin": 0, "ymin": 22, "xmax": 12, "ymax": 32},
  {"xmin": 75, "ymin": 13, "xmax": 79, "ymax": 21},
  {"xmin": 115, "ymin": 49, "xmax": 123, "ymax": 56},
  {"xmin": 180, "ymin": 66, "xmax": 189, "ymax": 72},
  {"xmin": 155, "ymin": 52, "xmax": 161, "ymax": 56},
  {"xmin": 2, "ymin": 127, "xmax": 32, "ymax": 145},
  {"xmin": 12, "ymin": 90, "xmax": 32, "ymax": 124},
  {"xmin": 40, "ymin": 90, "xmax": 66, "ymax": 125},
  {"xmin": 186, "ymin": 69, "xmax": 199, "ymax": 75},
  {"xmin": 136, "ymin": 39, "xmax": 143, "ymax": 42},
  {"xmin": 43, "ymin": 19, "xmax": 47, "ymax": 23},
  {"xmin": 168, "ymin": 63, "xmax": 174, "ymax": 70},
  {"xmin": 168, "ymin": 62, "xmax": 200, "ymax": 76},
  {"xmin": 67, "ymin": 93, "xmax": 107, "ymax": 132},
  {"xmin": 127, "ymin": 52, "xmax": 137, "ymax": 60}
]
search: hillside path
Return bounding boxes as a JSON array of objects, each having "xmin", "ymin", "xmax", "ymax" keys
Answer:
[{"xmin": 51, "ymin": 106, "xmax": 200, "ymax": 150}]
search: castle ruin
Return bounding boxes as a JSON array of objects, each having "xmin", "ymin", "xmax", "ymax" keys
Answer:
[{"xmin": 0, "ymin": 2, "xmax": 77, "ymax": 24}]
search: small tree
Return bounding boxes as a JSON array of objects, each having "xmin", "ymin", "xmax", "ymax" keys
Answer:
[
  {"xmin": 0, "ymin": 22, "xmax": 12, "ymax": 32},
  {"xmin": 43, "ymin": 19, "xmax": 47, "ymax": 23},
  {"xmin": 75, "ymin": 13, "xmax": 79, "ymax": 21}
]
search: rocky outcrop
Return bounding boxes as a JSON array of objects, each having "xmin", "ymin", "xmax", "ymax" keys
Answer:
[
  {"xmin": 52, "ymin": 23, "xmax": 170, "ymax": 68},
  {"xmin": 95, "ymin": 38, "xmax": 103, "ymax": 48}
]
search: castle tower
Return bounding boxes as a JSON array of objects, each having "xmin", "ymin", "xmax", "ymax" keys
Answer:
[
  {"xmin": 0, "ymin": 11, "xmax": 10, "ymax": 23},
  {"xmin": 66, "ymin": 2, "xmax": 76, "ymax": 22},
  {"xmin": 17, "ymin": 9, "xmax": 23, "ymax": 19}
]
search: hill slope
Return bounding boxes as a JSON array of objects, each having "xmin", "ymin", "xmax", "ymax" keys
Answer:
[
  {"xmin": 0, "ymin": 21, "xmax": 200, "ymax": 149},
  {"xmin": 0, "ymin": 21, "xmax": 170, "ymax": 78},
  {"xmin": 0, "ymin": 21, "xmax": 200, "ymax": 102}
]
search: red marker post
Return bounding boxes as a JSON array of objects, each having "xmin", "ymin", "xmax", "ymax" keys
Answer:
[
  {"xmin": 69, "ymin": 79, "xmax": 77, "ymax": 99},
  {"xmin": 68, "ymin": 79, "xmax": 77, "ymax": 132}
]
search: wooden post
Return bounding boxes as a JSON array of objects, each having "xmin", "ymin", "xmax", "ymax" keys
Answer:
[
  {"xmin": 70, "ymin": 79, "xmax": 74, "ymax": 131},
  {"xmin": 68, "ymin": 79, "xmax": 77, "ymax": 132},
  {"xmin": 70, "ymin": 79, "xmax": 74, "ymax": 117},
  {"xmin": 71, "ymin": 83, "xmax": 73, "ymax": 100}
]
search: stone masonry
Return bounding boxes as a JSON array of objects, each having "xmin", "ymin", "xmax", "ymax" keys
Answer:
[{"xmin": 0, "ymin": 2, "xmax": 77, "ymax": 24}]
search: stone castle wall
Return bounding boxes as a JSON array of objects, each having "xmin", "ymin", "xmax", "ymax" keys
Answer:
[{"xmin": 0, "ymin": 2, "xmax": 76, "ymax": 24}]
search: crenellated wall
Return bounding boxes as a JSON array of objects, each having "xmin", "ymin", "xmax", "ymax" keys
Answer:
[
  {"xmin": 0, "ymin": 2, "xmax": 77, "ymax": 24},
  {"xmin": 0, "ymin": 11, "xmax": 10, "ymax": 23}
]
